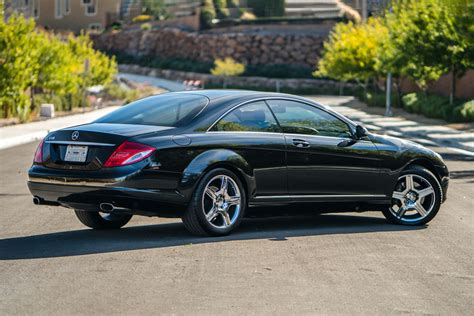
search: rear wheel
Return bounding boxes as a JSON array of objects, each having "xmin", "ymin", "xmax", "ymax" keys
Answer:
[
  {"xmin": 182, "ymin": 168, "xmax": 246, "ymax": 236},
  {"xmin": 382, "ymin": 165, "xmax": 442, "ymax": 226},
  {"xmin": 74, "ymin": 210, "xmax": 132, "ymax": 229}
]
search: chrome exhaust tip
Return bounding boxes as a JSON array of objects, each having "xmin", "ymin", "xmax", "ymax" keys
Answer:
[
  {"xmin": 33, "ymin": 197, "xmax": 41, "ymax": 205},
  {"xmin": 99, "ymin": 203, "xmax": 114, "ymax": 212}
]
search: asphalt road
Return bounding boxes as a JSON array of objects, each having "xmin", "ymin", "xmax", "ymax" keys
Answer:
[{"xmin": 0, "ymin": 141, "xmax": 473, "ymax": 315}]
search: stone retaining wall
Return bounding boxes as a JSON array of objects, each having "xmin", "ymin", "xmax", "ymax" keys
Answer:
[
  {"xmin": 118, "ymin": 64, "xmax": 357, "ymax": 92},
  {"xmin": 93, "ymin": 27, "xmax": 329, "ymax": 68}
]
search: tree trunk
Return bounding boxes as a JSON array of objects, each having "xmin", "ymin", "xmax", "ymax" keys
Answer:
[
  {"xmin": 30, "ymin": 87, "xmax": 35, "ymax": 112},
  {"xmin": 449, "ymin": 68, "xmax": 456, "ymax": 106},
  {"xmin": 395, "ymin": 76, "xmax": 403, "ymax": 108}
]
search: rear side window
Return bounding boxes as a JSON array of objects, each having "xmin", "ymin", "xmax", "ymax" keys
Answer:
[
  {"xmin": 96, "ymin": 94, "xmax": 208, "ymax": 127},
  {"xmin": 211, "ymin": 101, "xmax": 280, "ymax": 133}
]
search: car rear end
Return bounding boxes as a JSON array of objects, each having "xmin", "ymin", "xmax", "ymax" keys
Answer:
[
  {"xmin": 28, "ymin": 124, "xmax": 188, "ymax": 216},
  {"xmin": 28, "ymin": 93, "xmax": 210, "ymax": 217}
]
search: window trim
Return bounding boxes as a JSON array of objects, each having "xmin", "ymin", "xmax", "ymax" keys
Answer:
[
  {"xmin": 64, "ymin": 0, "xmax": 70, "ymax": 14},
  {"xmin": 32, "ymin": 0, "xmax": 40, "ymax": 19},
  {"xmin": 55, "ymin": 0, "xmax": 62, "ymax": 18},
  {"xmin": 266, "ymin": 99, "xmax": 354, "ymax": 139},
  {"xmin": 206, "ymin": 97, "xmax": 356, "ymax": 138},
  {"xmin": 209, "ymin": 100, "xmax": 281, "ymax": 133},
  {"xmin": 84, "ymin": 0, "xmax": 97, "ymax": 16}
]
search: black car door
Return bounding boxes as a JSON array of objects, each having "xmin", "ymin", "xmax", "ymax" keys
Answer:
[
  {"xmin": 207, "ymin": 100, "xmax": 288, "ymax": 197},
  {"xmin": 266, "ymin": 99, "xmax": 384, "ymax": 199}
]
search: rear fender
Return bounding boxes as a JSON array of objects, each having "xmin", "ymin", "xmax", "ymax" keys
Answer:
[{"xmin": 178, "ymin": 149, "xmax": 255, "ymax": 200}]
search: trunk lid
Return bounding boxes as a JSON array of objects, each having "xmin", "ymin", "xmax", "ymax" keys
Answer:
[{"xmin": 42, "ymin": 123, "xmax": 173, "ymax": 170}]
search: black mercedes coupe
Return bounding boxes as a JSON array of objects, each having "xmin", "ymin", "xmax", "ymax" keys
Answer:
[{"xmin": 28, "ymin": 90, "xmax": 449, "ymax": 236}]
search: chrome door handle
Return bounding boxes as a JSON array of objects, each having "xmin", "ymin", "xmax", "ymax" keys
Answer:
[{"xmin": 292, "ymin": 139, "xmax": 310, "ymax": 148}]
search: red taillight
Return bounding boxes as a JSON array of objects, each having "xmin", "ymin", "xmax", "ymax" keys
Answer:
[
  {"xmin": 33, "ymin": 139, "xmax": 44, "ymax": 163},
  {"xmin": 103, "ymin": 141, "xmax": 155, "ymax": 168}
]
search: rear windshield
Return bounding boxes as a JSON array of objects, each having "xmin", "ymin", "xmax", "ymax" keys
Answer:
[{"xmin": 95, "ymin": 93, "xmax": 209, "ymax": 127}]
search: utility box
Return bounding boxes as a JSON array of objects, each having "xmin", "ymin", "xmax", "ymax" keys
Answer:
[{"xmin": 40, "ymin": 104, "xmax": 55, "ymax": 118}]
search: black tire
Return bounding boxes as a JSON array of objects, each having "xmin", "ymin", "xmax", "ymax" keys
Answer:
[
  {"xmin": 382, "ymin": 165, "xmax": 443, "ymax": 226},
  {"xmin": 74, "ymin": 210, "xmax": 132, "ymax": 229},
  {"xmin": 182, "ymin": 168, "xmax": 246, "ymax": 236}
]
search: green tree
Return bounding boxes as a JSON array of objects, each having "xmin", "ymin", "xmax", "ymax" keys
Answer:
[
  {"xmin": 385, "ymin": 1, "xmax": 449, "ymax": 90},
  {"xmin": 440, "ymin": 0, "xmax": 474, "ymax": 104},
  {"xmin": 201, "ymin": 0, "xmax": 216, "ymax": 28},
  {"xmin": 141, "ymin": 0, "xmax": 167, "ymax": 20},
  {"xmin": 213, "ymin": 0, "xmax": 229, "ymax": 18},
  {"xmin": 0, "ymin": 14, "xmax": 117, "ymax": 120},
  {"xmin": 315, "ymin": 18, "xmax": 389, "ymax": 92},
  {"xmin": 35, "ymin": 32, "xmax": 79, "ymax": 99},
  {"xmin": 0, "ymin": 15, "xmax": 40, "ymax": 121}
]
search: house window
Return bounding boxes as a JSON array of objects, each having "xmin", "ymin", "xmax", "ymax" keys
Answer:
[
  {"xmin": 85, "ymin": 4, "xmax": 97, "ymax": 16},
  {"xmin": 55, "ymin": 0, "xmax": 62, "ymax": 18},
  {"xmin": 33, "ymin": 0, "xmax": 40, "ymax": 18},
  {"xmin": 82, "ymin": 0, "xmax": 92, "ymax": 4},
  {"xmin": 24, "ymin": 0, "xmax": 29, "ymax": 6},
  {"xmin": 64, "ymin": 0, "xmax": 70, "ymax": 14}
]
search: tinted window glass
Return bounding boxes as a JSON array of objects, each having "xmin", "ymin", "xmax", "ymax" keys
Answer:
[
  {"xmin": 267, "ymin": 100, "xmax": 352, "ymax": 138},
  {"xmin": 96, "ymin": 94, "xmax": 208, "ymax": 127},
  {"xmin": 211, "ymin": 101, "xmax": 280, "ymax": 133}
]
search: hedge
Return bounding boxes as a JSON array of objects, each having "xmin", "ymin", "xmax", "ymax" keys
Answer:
[{"xmin": 402, "ymin": 93, "xmax": 473, "ymax": 122}]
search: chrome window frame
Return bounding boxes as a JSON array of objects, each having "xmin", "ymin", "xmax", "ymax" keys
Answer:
[{"xmin": 206, "ymin": 96, "xmax": 357, "ymax": 139}]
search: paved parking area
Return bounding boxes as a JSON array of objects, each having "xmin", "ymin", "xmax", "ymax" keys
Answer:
[{"xmin": 0, "ymin": 138, "xmax": 473, "ymax": 314}]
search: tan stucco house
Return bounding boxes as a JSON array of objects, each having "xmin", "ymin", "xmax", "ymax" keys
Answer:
[{"xmin": 5, "ymin": 0, "xmax": 140, "ymax": 32}]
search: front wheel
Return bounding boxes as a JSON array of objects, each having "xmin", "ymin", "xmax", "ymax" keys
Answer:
[
  {"xmin": 74, "ymin": 210, "xmax": 132, "ymax": 229},
  {"xmin": 382, "ymin": 165, "xmax": 442, "ymax": 226},
  {"xmin": 182, "ymin": 168, "xmax": 246, "ymax": 236}
]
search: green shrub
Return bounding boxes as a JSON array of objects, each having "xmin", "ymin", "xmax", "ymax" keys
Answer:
[
  {"xmin": 132, "ymin": 15, "xmax": 152, "ymax": 23},
  {"xmin": 103, "ymin": 83, "xmax": 128, "ymax": 100},
  {"xmin": 364, "ymin": 91, "xmax": 400, "ymax": 108},
  {"xmin": 33, "ymin": 94, "xmax": 69, "ymax": 111},
  {"xmin": 211, "ymin": 58, "xmax": 245, "ymax": 76},
  {"xmin": 141, "ymin": 23, "xmax": 152, "ymax": 30},
  {"xmin": 201, "ymin": 0, "xmax": 216, "ymax": 28},
  {"xmin": 401, "ymin": 92, "xmax": 473, "ymax": 122},
  {"xmin": 103, "ymin": 83, "xmax": 140, "ymax": 104},
  {"xmin": 245, "ymin": 64, "xmax": 313, "ymax": 79},
  {"xmin": 213, "ymin": 0, "xmax": 229, "ymax": 18},
  {"xmin": 248, "ymin": 0, "xmax": 285, "ymax": 17},
  {"xmin": 452, "ymin": 100, "xmax": 474, "ymax": 122}
]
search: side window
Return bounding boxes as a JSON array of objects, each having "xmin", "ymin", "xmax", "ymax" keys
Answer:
[
  {"xmin": 211, "ymin": 101, "xmax": 280, "ymax": 133},
  {"xmin": 267, "ymin": 100, "xmax": 352, "ymax": 138}
]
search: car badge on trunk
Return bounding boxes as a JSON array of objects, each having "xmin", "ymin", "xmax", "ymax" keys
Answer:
[{"xmin": 71, "ymin": 131, "xmax": 80, "ymax": 140}]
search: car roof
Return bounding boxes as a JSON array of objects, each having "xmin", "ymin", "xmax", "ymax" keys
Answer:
[
  {"xmin": 168, "ymin": 89, "xmax": 282, "ymax": 100},
  {"xmin": 146, "ymin": 90, "xmax": 356, "ymax": 131}
]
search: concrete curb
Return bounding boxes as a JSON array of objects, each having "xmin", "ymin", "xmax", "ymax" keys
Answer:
[{"xmin": 0, "ymin": 106, "xmax": 119, "ymax": 151}]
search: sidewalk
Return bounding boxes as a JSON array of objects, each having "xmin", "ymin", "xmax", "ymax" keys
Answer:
[
  {"xmin": 0, "ymin": 106, "xmax": 119, "ymax": 150},
  {"xmin": 1, "ymin": 94, "xmax": 473, "ymax": 155},
  {"xmin": 118, "ymin": 73, "xmax": 187, "ymax": 92},
  {"xmin": 310, "ymin": 96, "xmax": 474, "ymax": 155}
]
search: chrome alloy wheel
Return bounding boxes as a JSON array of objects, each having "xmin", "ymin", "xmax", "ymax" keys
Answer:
[
  {"xmin": 202, "ymin": 175, "xmax": 241, "ymax": 229},
  {"xmin": 390, "ymin": 174, "xmax": 436, "ymax": 223}
]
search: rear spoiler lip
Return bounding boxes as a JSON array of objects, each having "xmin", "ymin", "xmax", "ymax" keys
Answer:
[{"xmin": 44, "ymin": 141, "xmax": 116, "ymax": 147}]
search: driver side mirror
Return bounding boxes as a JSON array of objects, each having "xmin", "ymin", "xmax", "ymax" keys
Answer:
[{"xmin": 355, "ymin": 124, "xmax": 369, "ymax": 139}]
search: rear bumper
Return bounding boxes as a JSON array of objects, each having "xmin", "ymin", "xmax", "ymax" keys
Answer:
[{"xmin": 27, "ymin": 180, "xmax": 188, "ymax": 217}]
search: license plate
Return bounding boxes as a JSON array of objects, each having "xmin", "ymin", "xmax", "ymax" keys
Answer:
[{"xmin": 65, "ymin": 145, "xmax": 88, "ymax": 163}]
